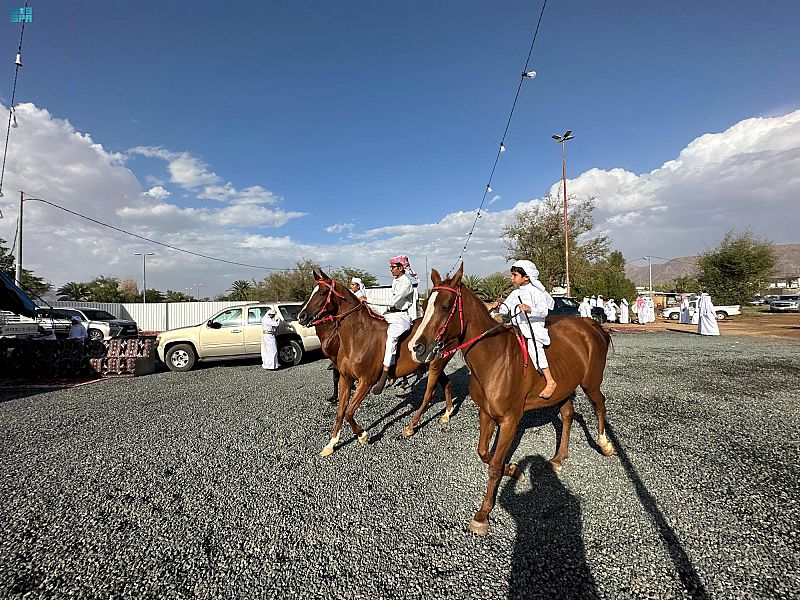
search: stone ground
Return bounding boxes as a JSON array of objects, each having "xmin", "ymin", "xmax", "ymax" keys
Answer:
[{"xmin": 1, "ymin": 331, "xmax": 798, "ymax": 598}]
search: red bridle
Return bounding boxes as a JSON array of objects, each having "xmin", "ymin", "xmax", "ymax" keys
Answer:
[
  {"xmin": 308, "ymin": 279, "xmax": 382, "ymax": 326},
  {"xmin": 428, "ymin": 284, "xmax": 528, "ymax": 373}
]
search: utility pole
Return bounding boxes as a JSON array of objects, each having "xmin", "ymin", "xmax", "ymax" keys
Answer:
[
  {"xmin": 134, "ymin": 252, "xmax": 155, "ymax": 303},
  {"xmin": 552, "ymin": 131, "xmax": 575, "ymax": 296},
  {"xmin": 14, "ymin": 191, "xmax": 23, "ymax": 287},
  {"xmin": 641, "ymin": 256, "xmax": 653, "ymax": 292}
]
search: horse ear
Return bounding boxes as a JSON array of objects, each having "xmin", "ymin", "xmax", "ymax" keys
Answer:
[
  {"xmin": 318, "ymin": 268, "xmax": 329, "ymax": 281},
  {"xmin": 451, "ymin": 263, "xmax": 464, "ymax": 288},
  {"xmin": 312, "ymin": 268, "xmax": 320, "ymax": 280},
  {"xmin": 431, "ymin": 269, "xmax": 442, "ymax": 286}
]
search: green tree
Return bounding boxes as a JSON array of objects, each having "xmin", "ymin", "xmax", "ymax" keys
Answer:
[
  {"xmin": 329, "ymin": 267, "xmax": 379, "ymax": 289},
  {"xmin": 57, "ymin": 281, "xmax": 91, "ymax": 301},
  {"xmin": 503, "ymin": 193, "xmax": 609, "ymax": 291},
  {"xmin": 461, "ymin": 274, "xmax": 484, "ymax": 294},
  {"xmin": 575, "ymin": 251, "xmax": 637, "ymax": 301},
  {"xmin": 696, "ymin": 229, "xmax": 776, "ymax": 305},
  {"xmin": 260, "ymin": 259, "xmax": 320, "ymax": 301},
  {"xmin": 227, "ymin": 280, "xmax": 253, "ymax": 301},
  {"xmin": 87, "ymin": 276, "xmax": 124, "ymax": 302},
  {"xmin": 144, "ymin": 289, "xmax": 165, "ymax": 303},
  {"xmin": 478, "ymin": 273, "xmax": 514, "ymax": 302},
  {"xmin": 164, "ymin": 290, "xmax": 193, "ymax": 302}
]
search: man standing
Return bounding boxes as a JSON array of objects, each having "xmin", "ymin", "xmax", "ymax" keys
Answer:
[
  {"xmin": 696, "ymin": 293, "xmax": 720, "ymax": 336},
  {"xmin": 67, "ymin": 315, "xmax": 88, "ymax": 340},
  {"xmin": 261, "ymin": 307, "xmax": 280, "ymax": 370},
  {"xmin": 679, "ymin": 296, "xmax": 691, "ymax": 324},
  {"xmin": 371, "ymin": 255, "xmax": 416, "ymax": 394}
]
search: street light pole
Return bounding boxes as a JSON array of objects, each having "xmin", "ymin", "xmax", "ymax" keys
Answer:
[
  {"xmin": 641, "ymin": 256, "xmax": 653, "ymax": 292},
  {"xmin": 15, "ymin": 191, "xmax": 23, "ymax": 287},
  {"xmin": 552, "ymin": 131, "xmax": 575, "ymax": 296},
  {"xmin": 134, "ymin": 252, "xmax": 155, "ymax": 303}
]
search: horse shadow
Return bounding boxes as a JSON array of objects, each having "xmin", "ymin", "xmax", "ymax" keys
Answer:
[
  {"xmin": 353, "ymin": 365, "xmax": 471, "ymax": 445},
  {"xmin": 499, "ymin": 455, "xmax": 599, "ymax": 599}
]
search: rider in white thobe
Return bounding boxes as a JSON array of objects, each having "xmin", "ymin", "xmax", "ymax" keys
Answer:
[
  {"xmin": 261, "ymin": 308, "xmax": 280, "ymax": 370},
  {"xmin": 370, "ymin": 256, "xmax": 416, "ymax": 394}
]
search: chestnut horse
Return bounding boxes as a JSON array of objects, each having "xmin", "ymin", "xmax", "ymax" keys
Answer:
[
  {"xmin": 297, "ymin": 269, "xmax": 454, "ymax": 456},
  {"xmin": 409, "ymin": 265, "xmax": 615, "ymax": 535}
]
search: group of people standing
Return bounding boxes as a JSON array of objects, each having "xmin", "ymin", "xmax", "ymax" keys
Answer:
[{"xmin": 578, "ymin": 296, "xmax": 632, "ymax": 324}]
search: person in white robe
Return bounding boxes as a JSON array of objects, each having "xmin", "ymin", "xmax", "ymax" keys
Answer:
[
  {"xmin": 696, "ymin": 293, "xmax": 720, "ymax": 336},
  {"xmin": 605, "ymin": 298, "xmax": 618, "ymax": 323},
  {"xmin": 67, "ymin": 315, "xmax": 88, "ymax": 340},
  {"xmin": 589, "ymin": 296, "xmax": 597, "ymax": 308},
  {"xmin": 644, "ymin": 297, "xmax": 655, "ymax": 323},
  {"xmin": 349, "ymin": 277, "xmax": 367, "ymax": 303},
  {"xmin": 679, "ymin": 296, "xmax": 691, "ymax": 324},
  {"xmin": 619, "ymin": 298, "xmax": 630, "ymax": 324},
  {"xmin": 261, "ymin": 308, "xmax": 280, "ymax": 370},
  {"xmin": 370, "ymin": 255, "xmax": 416, "ymax": 394},
  {"xmin": 691, "ymin": 294, "xmax": 700, "ymax": 325},
  {"xmin": 579, "ymin": 297, "xmax": 592, "ymax": 318},
  {"xmin": 491, "ymin": 259, "xmax": 557, "ymax": 399}
]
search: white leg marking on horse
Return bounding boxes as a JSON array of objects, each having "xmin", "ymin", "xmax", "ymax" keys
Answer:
[
  {"xmin": 408, "ymin": 291, "xmax": 439, "ymax": 361},
  {"xmin": 358, "ymin": 430, "xmax": 369, "ymax": 445}
]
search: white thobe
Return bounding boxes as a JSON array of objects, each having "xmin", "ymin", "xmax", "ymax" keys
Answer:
[
  {"xmin": 619, "ymin": 300, "xmax": 629, "ymax": 324},
  {"xmin": 375, "ymin": 273, "xmax": 414, "ymax": 367},
  {"xmin": 68, "ymin": 323, "xmax": 88, "ymax": 340},
  {"xmin": 579, "ymin": 299, "xmax": 592, "ymax": 318},
  {"xmin": 497, "ymin": 282, "xmax": 554, "ymax": 369},
  {"xmin": 697, "ymin": 294, "xmax": 720, "ymax": 336},
  {"xmin": 604, "ymin": 301, "xmax": 618, "ymax": 322},
  {"xmin": 261, "ymin": 315, "xmax": 280, "ymax": 369},
  {"xmin": 679, "ymin": 298, "xmax": 691, "ymax": 324}
]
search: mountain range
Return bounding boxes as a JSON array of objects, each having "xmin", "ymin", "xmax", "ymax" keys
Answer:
[{"xmin": 624, "ymin": 244, "xmax": 800, "ymax": 286}]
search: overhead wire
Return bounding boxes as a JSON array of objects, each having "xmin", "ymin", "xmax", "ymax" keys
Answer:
[
  {"xmin": 448, "ymin": 0, "xmax": 549, "ymax": 274},
  {"xmin": 25, "ymin": 194, "xmax": 332, "ymax": 272},
  {"xmin": 0, "ymin": 0, "xmax": 29, "ymax": 200}
]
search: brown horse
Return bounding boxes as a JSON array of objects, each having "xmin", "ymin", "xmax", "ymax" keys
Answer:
[
  {"xmin": 297, "ymin": 269, "xmax": 454, "ymax": 456},
  {"xmin": 408, "ymin": 265, "xmax": 615, "ymax": 535}
]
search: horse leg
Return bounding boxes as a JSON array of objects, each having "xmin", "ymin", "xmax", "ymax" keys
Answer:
[
  {"xmin": 470, "ymin": 415, "xmax": 521, "ymax": 536},
  {"xmin": 476, "ymin": 408, "xmax": 497, "ymax": 464},
  {"xmin": 549, "ymin": 397, "xmax": 575, "ymax": 474},
  {"xmin": 344, "ymin": 380, "xmax": 374, "ymax": 446},
  {"xmin": 582, "ymin": 384, "xmax": 615, "ymax": 456},
  {"xmin": 402, "ymin": 367, "xmax": 451, "ymax": 437},
  {"xmin": 320, "ymin": 373, "xmax": 354, "ymax": 456},
  {"xmin": 438, "ymin": 371, "xmax": 454, "ymax": 424}
]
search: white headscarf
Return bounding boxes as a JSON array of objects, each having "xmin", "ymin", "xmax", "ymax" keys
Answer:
[
  {"xmin": 511, "ymin": 259, "xmax": 547, "ymax": 294},
  {"xmin": 266, "ymin": 308, "xmax": 277, "ymax": 317},
  {"xmin": 350, "ymin": 277, "xmax": 366, "ymax": 295}
]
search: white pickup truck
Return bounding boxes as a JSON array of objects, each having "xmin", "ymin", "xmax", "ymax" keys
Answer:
[{"xmin": 661, "ymin": 300, "xmax": 741, "ymax": 321}]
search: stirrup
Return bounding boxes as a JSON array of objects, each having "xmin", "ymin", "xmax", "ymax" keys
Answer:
[{"xmin": 371, "ymin": 371, "xmax": 390, "ymax": 395}]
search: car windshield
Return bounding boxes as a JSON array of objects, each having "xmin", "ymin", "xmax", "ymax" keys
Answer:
[
  {"xmin": 558, "ymin": 298, "xmax": 579, "ymax": 308},
  {"xmin": 777, "ymin": 296, "xmax": 799, "ymax": 301},
  {"xmin": 279, "ymin": 305, "xmax": 302, "ymax": 321},
  {"xmin": 82, "ymin": 310, "xmax": 117, "ymax": 320}
]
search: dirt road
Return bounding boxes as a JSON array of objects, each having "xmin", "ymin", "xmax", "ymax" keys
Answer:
[{"xmin": 607, "ymin": 311, "xmax": 800, "ymax": 340}]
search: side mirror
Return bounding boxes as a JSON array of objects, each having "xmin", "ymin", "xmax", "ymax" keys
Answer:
[{"xmin": 207, "ymin": 321, "xmax": 222, "ymax": 329}]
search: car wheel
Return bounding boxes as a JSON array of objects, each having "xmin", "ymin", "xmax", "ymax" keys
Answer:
[
  {"xmin": 715, "ymin": 311, "xmax": 728, "ymax": 320},
  {"xmin": 165, "ymin": 344, "xmax": 196, "ymax": 372},
  {"xmin": 278, "ymin": 340, "xmax": 303, "ymax": 366},
  {"xmin": 669, "ymin": 313, "xmax": 679, "ymax": 321},
  {"xmin": 87, "ymin": 328, "xmax": 104, "ymax": 341}
]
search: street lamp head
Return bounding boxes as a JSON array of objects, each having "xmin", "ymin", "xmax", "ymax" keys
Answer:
[
  {"xmin": 563, "ymin": 130, "xmax": 573, "ymax": 138},
  {"xmin": 552, "ymin": 134, "xmax": 562, "ymax": 142}
]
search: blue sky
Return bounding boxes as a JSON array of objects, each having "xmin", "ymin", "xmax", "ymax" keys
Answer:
[{"xmin": 1, "ymin": 0, "xmax": 799, "ymax": 294}]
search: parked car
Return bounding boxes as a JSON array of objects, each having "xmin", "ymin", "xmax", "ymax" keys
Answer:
[
  {"xmin": 34, "ymin": 307, "xmax": 139, "ymax": 341},
  {"xmin": 660, "ymin": 301, "xmax": 741, "ymax": 321},
  {"xmin": 155, "ymin": 302, "xmax": 321, "ymax": 372},
  {"xmin": 548, "ymin": 297, "xmax": 606, "ymax": 324},
  {"xmin": 768, "ymin": 295, "xmax": 800, "ymax": 313},
  {"xmin": 748, "ymin": 296, "xmax": 767, "ymax": 305}
]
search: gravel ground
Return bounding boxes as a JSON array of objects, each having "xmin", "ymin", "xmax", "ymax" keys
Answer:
[{"xmin": 1, "ymin": 332, "xmax": 798, "ymax": 599}]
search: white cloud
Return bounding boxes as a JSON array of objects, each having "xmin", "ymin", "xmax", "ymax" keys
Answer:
[
  {"xmin": 2, "ymin": 102, "xmax": 798, "ymax": 296},
  {"xmin": 144, "ymin": 186, "xmax": 171, "ymax": 200},
  {"xmin": 488, "ymin": 194, "xmax": 502, "ymax": 205},
  {"xmin": 325, "ymin": 222, "xmax": 355, "ymax": 234}
]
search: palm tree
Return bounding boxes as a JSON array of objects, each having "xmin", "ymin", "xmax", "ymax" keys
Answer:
[
  {"xmin": 56, "ymin": 281, "xmax": 90, "ymax": 301},
  {"xmin": 478, "ymin": 274, "xmax": 514, "ymax": 302},
  {"xmin": 462, "ymin": 274, "xmax": 484, "ymax": 294},
  {"xmin": 228, "ymin": 280, "xmax": 253, "ymax": 301}
]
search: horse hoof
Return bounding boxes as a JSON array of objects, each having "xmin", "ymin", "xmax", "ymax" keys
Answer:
[
  {"xmin": 468, "ymin": 519, "xmax": 489, "ymax": 536},
  {"xmin": 509, "ymin": 464, "xmax": 526, "ymax": 480},
  {"xmin": 598, "ymin": 434, "xmax": 616, "ymax": 456},
  {"xmin": 439, "ymin": 413, "xmax": 451, "ymax": 424},
  {"xmin": 402, "ymin": 426, "xmax": 415, "ymax": 438},
  {"xmin": 319, "ymin": 445, "xmax": 335, "ymax": 457},
  {"xmin": 549, "ymin": 460, "xmax": 563, "ymax": 474},
  {"xmin": 358, "ymin": 431, "xmax": 369, "ymax": 445}
]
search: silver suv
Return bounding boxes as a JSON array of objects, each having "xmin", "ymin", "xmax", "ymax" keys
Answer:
[{"xmin": 37, "ymin": 307, "xmax": 139, "ymax": 341}]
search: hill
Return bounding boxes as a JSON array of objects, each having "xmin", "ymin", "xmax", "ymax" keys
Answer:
[{"xmin": 624, "ymin": 243, "xmax": 800, "ymax": 286}]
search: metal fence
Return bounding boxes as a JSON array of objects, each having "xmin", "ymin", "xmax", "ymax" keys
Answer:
[{"xmin": 6, "ymin": 285, "xmax": 419, "ymax": 333}]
